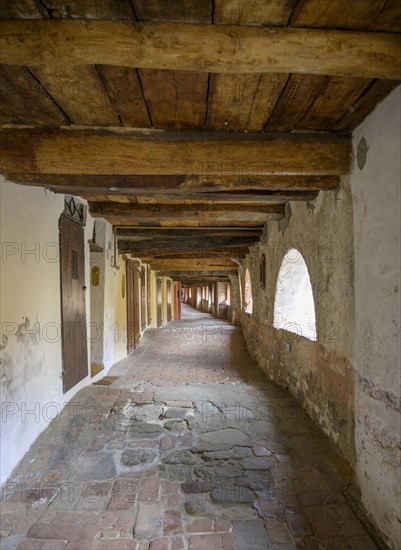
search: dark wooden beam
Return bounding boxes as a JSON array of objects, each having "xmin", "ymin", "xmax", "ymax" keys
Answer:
[
  {"xmin": 155, "ymin": 270, "xmax": 237, "ymax": 278},
  {"xmin": 139, "ymin": 249, "xmax": 248, "ymax": 260},
  {"xmin": 8, "ymin": 173, "xmax": 340, "ymax": 192},
  {"xmin": 1, "ymin": 20, "xmax": 400, "ymax": 79},
  {"xmin": 117, "ymin": 237, "xmax": 257, "ymax": 254},
  {"xmin": 0, "ymin": 129, "xmax": 351, "ymax": 177},
  {"xmin": 149, "ymin": 260, "xmax": 238, "ymax": 271},
  {"xmin": 128, "ymin": 191, "xmax": 319, "ymax": 204},
  {"xmin": 118, "ymin": 236, "xmax": 259, "ymax": 251},
  {"xmin": 91, "ymin": 202, "xmax": 285, "ymax": 224},
  {"xmin": 115, "ymin": 227, "xmax": 264, "ymax": 239}
]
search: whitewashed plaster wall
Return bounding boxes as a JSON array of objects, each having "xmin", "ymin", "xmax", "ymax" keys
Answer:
[
  {"xmin": 351, "ymin": 86, "xmax": 401, "ymax": 549},
  {"xmin": 238, "ymin": 86, "xmax": 400, "ymax": 548},
  {"xmin": 0, "ymin": 179, "xmax": 127, "ymax": 484}
]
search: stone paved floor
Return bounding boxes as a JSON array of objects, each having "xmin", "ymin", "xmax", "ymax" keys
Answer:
[{"xmin": 1, "ymin": 305, "xmax": 379, "ymax": 549}]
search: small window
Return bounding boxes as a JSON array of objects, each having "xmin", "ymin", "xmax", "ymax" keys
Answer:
[{"xmin": 273, "ymin": 248, "xmax": 316, "ymax": 341}]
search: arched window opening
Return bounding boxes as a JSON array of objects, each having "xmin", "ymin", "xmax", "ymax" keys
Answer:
[
  {"xmin": 273, "ymin": 249, "xmax": 316, "ymax": 341},
  {"xmin": 244, "ymin": 269, "xmax": 253, "ymax": 314}
]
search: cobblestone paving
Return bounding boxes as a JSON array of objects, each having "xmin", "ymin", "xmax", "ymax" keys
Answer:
[{"xmin": 1, "ymin": 305, "xmax": 379, "ymax": 549}]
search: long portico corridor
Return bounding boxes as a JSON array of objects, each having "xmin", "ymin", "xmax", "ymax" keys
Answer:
[{"xmin": 1, "ymin": 305, "xmax": 378, "ymax": 550}]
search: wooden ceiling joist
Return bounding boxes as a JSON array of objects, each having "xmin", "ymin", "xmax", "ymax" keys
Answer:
[
  {"xmin": 7, "ymin": 173, "xmax": 340, "ymax": 193},
  {"xmin": 118, "ymin": 235, "xmax": 261, "ymax": 250},
  {"xmin": 115, "ymin": 227, "xmax": 263, "ymax": 238},
  {"xmin": 118, "ymin": 239, "xmax": 256, "ymax": 259},
  {"xmin": 138, "ymin": 249, "xmax": 249, "ymax": 261},
  {"xmin": 155, "ymin": 270, "xmax": 237, "ymax": 277},
  {"xmin": 148, "ymin": 262, "xmax": 238, "ymax": 272},
  {"xmin": 90, "ymin": 203, "xmax": 285, "ymax": 223},
  {"xmin": 1, "ymin": 21, "xmax": 400, "ymax": 80},
  {"xmin": 0, "ymin": 129, "xmax": 351, "ymax": 177}
]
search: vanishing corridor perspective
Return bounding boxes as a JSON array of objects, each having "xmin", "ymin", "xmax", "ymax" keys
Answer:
[
  {"xmin": 0, "ymin": 2, "xmax": 400, "ymax": 550},
  {"xmin": 0, "ymin": 306, "xmax": 385, "ymax": 549}
]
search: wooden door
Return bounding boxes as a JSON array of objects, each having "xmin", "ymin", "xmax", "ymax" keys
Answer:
[
  {"xmin": 156, "ymin": 278, "xmax": 163, "ymax": 327},
  {"xmin": 126, "ymin": 260, "xmax": 140, "ymax": 353},
  {"xmin": 141, "ymin": 266, "xmax": 146, "ymax": 331},
  {"xmin": 59, "ymin": 214, "xmax": 88, "ymax": 393},
  {"xmin": 166, "ymin": 280, "xmax": 172, "ymax": 322}
]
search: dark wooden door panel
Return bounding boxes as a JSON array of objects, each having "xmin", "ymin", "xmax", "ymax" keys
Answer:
[
  {"xmin": 126, "ymin": 260, "xmax": 141, "ymax": 353},
  {"xmin": 59, "ymin": 215, "xmax": 88, "ymax": 393}
]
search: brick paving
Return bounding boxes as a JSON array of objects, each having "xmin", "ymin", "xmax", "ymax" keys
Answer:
[{"xmin": 1, "ymin": 304, "xmax": 379, "ymax": 549}]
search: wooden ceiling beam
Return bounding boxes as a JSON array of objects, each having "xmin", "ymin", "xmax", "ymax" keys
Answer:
[
  {"xmin": 179, "ymin": 278, "xmax": 231, "ymax": 285},
  {"xmin": 8, "ymin": 173, "xmax": 339, "ymax": 192},
  {"xmin": 115, "ymin": 227, "xmax": 264, "ymax": 238},
  {"xmin": 129, "ymin": 191, "xmax": 319, "ymax": 204},
  {"xmin": 1, "ymin": 21, "xmax": 400, "ymax": 79},
  {"xmin": 155, "ymin": 270, "xmax": 237, "ymax": 278},
  {"xmin": 150, "ymin": 260, "xmax": 236, "ymax": 267},
  {"xmin": 117, "ymin": 238, "xmax": 256, "ymax": 255},
  {"xmin": 0, "ymin": 129, "xmax": 350, "ymax": 177},
  {"xmin": 138, "ymin": 249, "xmax": 248, "ymax": 260},
  {"xmin": 118, "ymin": 236, "xmax": 259, "ymax": 251},
  {"xmin": 90, "ymin": 203, "xmax": 285, "ymax": 223}
]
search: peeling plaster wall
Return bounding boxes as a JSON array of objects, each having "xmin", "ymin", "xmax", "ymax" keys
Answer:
[
  {"xmin": 0, "ymin": 179, "xmax": 88, "ymax": 483},
  {"xmin": 0, "ymin": 179, "xmax": 128, "ymax": 484},
  {"xmin": 351, "ymin": 86, "xmax": 401, "ymax": 549},
  {"xmin": 237, "ymin": 87, "xmax": 400, "ymax": 548}
]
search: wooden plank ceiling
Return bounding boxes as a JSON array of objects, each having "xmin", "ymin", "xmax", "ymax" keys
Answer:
[{"xmin": 0, "ymin": 0, "xmax": 400, "ymax": 285}]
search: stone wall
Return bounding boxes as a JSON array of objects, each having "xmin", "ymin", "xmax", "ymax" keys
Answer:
[
  {"xmin": 236, "ymin": 86, "xmax": 401, "ymax": 548},
  {"xmin": 238, "ymin": 178, "xmax": 356, "ymax": 463}
]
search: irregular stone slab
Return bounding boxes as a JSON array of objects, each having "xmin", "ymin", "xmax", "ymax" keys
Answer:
[
  {"xmin": 210, "ymin": 484, "xmax": 254, "ymax": 504},
  {"xmin": 241, "ymin": 457, "xmax": 275, "ymax": 470},
  {"xmin": 164, "ymin": 407, "xmax": 192, "ymax": 419},
  {"xmin": 247, "ymin": 421, "xmax": 277, "ymax": 436},
  {"xmin": 134, "ymin": 502, "xmax": 162, "ymax": 538},
  {"xmin": 193, "ymin": 442, "xmax": 232, "ymax": 453},
  {"xmin": 159, "ymin": 464, "xmax": 193, "ymax": 482},
  {"xmin": 128, "ymin": 423, "xmax": 163, "ymax": 439},
  {"xmin": 238, "ymin": 470, "xmax": 273, "ymax": 491},
  {"xmin": 253, "ymin": 446, "xmax": 272, "ymax": 457},
  {"xmin": 120, "ymin": 449, "xmax": 158, "ymax": 468},
  {"xmin": 199, "ymin": 428, "xmax": 250, "ymax": 447},
  {"xmin": 71, "ymin": 452, "xmax": 116, "ymax": 480},
  {"xmin": 194, "ymin": 464, "xmax": 243, "ymax": 480},
  {"xmin": 233, "ymin": 446, "xmax": 253, "ymax": 459},
  {"xmin": 233, "ymin": 520, "xmax": 270, "ymax": 550},
  {"xmin": 164, "ymin": 419, "xmax": 187, "ymax": 431},
  {"xmin": 184, "ymin": 496, "xmax": 222, "ymax": 518},
  {"xmin": 162, "ymin": 451, "xmax": 197, "ymax": 465},
  {"xmin": 181, "ymin": 481, "xmax": 209, "ymax": 494},
  {"xmin": 194, "ymin": 400, "xmax": 221, "ymax": 418},
  {"xmin": 129, "ymin": 404, "xmax": 162, "ymax": 423},
  {"xmin": 203, "ymin": 450, "xmax": 233, "ymax": 460},
  {"xmin": 214, "ymin": 504, "xmax": 260, "ymax": 521}
]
